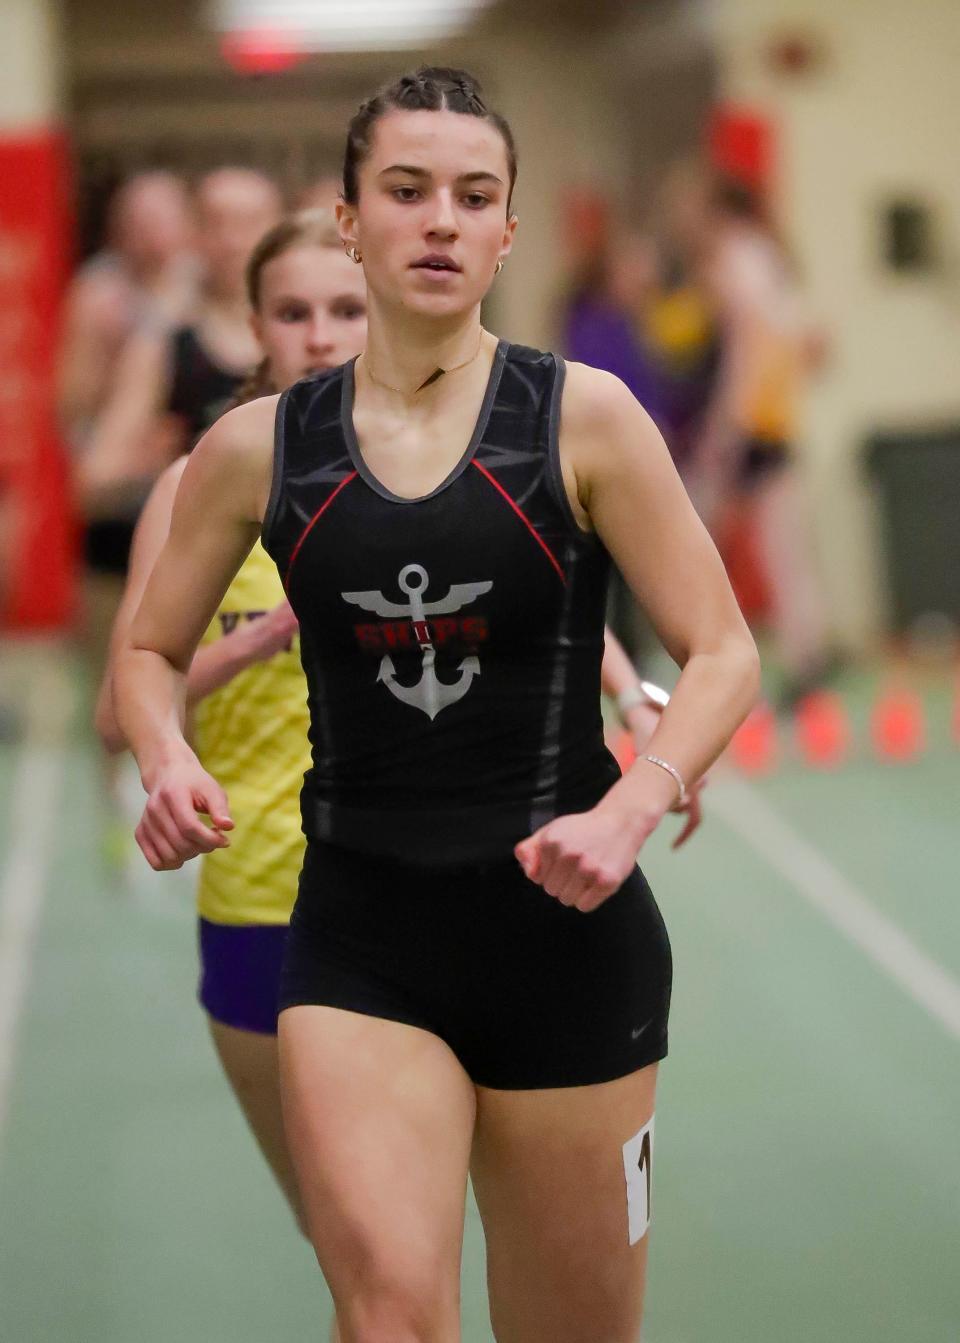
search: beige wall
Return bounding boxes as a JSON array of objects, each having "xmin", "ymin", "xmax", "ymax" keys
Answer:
[
  {"xmin": 0, "ymin": 0, "xmax": 60, "ymax": 130},
  {"xmin": 471, "ymin": 28, "xmax": 621, "ymax": 346},
  {"xmin": 460, "ymin": 4, "xmax": 712, "ymax": 346},
  {"xmin": 714, "ymin": 0, "xmax": 960, "ymax": 645}
]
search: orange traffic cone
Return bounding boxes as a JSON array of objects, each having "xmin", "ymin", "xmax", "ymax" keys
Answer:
[
  {"xmin": 870, "ymin": 685, "xmax": 925, "ymax": 761},
  {"xmin": 611, "ymin": 729, "xmax": 637, "ymax": 774},
  {"xmin": 730, "ymin": 702, "xmax": 778, "ymax": 775},
  {"xmin": 794, "ymin": 691, "xmax": 851, "ymax": 769}
]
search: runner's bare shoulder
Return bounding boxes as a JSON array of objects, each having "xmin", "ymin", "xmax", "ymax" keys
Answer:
[{"xmin": 185, "ymin": 393, "xmax": 280, "ymax": 526}]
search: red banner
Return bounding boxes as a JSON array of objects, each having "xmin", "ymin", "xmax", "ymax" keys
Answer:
[
  {"xmin": 0, "ymin": 128, "xmax": 75, "ymax": 629},
  {"xmin": 707, "ymin": 104, "xmax": 775, "ymax": 191}
]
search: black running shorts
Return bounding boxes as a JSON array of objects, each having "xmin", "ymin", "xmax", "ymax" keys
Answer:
[
  {"xmin": 280, "ymin": 841, "xmax": 672, "ymax": 1090},
  {"xmin": 84, "ymin": 517, "xmax": 137, "ymax": 577}
]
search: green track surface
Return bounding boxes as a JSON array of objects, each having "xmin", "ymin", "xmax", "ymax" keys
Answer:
[{"xmin": 1, "ymin": 664, "xmax": 957, "ymax": 1341}]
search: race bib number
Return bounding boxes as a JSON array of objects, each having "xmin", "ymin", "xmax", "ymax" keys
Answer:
[{"xmin": 622, "ymin": 1115, "xmax": 654, "ymax": 1245}]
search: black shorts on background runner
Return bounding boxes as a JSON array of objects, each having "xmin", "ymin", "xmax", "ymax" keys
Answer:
[{"xmin": 83, "ymin": 516, "xmax": 137, "ymax": 577}]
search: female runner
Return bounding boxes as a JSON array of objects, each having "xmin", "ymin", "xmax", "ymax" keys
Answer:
[
  {"xmin": 97, "ymin": 208, "xmax": 367, "ymax": 1229},
  {"xmin": 80, "ymin": 169, "xmax": 281, "ymax": 857},
  {"xmin": 114, "ymin": 68, "xmax": 759, "ymax": 1342},
  {"xmin": 95, "ymin": 204, "xmax": 699, "ymax": 1241},
  {"xmin": 82, "ymin": 168, "xmax": 283, "ymax": 500},
  {"xmin": 660, "ymin": 164, "xmax": 832, "ymax": 704}
]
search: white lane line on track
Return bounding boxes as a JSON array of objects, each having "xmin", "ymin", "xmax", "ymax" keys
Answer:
[
  {"xmin": 712, "ymin": 774, "xmax": 960, "ymax": 1043},
  {"xmin": 0, "ymin": 662, "xmax": 71, "ymax": 1146}
]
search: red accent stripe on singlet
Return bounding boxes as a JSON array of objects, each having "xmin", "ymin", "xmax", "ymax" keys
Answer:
[
  {"xmin": 471, "ymin": 461, "xmax": 566, "ymax": 585},
  {"xmin": 284, "ymin": 471, "xmax": 358, "ymax": 591}
]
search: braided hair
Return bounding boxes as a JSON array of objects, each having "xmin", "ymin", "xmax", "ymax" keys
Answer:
[{"xmin": 343, "ymin": 66, "xmax": 517, "ymax": 210}]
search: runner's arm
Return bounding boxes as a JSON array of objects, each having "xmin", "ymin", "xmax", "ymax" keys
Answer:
[
  {"xmin": 568, "ymin": 363, "xmax": 759, "ymax": 824},
  {"xmin": 112, "ymin": 397, "xmax": 275, "ymax": 799},
  {"xmin": 95, "ymin": 452, "xmax": 297, "ymax": 753}
]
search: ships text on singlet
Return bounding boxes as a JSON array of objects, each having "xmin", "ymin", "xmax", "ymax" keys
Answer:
[{"xmin": 262, "ymin": 341, "xmax": 621, "ymax": 865}]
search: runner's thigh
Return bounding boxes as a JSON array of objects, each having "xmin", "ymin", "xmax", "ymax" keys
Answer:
[
  {"xmin": 472, "ymin": 1063, "xmax": 659, "ymax": 1343},
  {"xmin": 279, "ymin": 1006, "xmax": 475, "ymax": 1336}
]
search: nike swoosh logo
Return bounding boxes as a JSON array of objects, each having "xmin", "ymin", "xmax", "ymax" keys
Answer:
[{"xmin": 631, "ymin": 1020, "xmax": 652, "ymax": 1041}]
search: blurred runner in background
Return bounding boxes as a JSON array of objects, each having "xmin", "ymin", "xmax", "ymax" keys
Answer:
[
  {"xmin": 96, "ymin": 209, "xmax": 367, "ymax": 1248},
  {"xmin": 57, "ymin": 171, "xmax": 195, "ymax": 440},
  {"xmin": 661, "ymin": 161, "xmax": 834, "ymax": 705},
  {"xmin": 59, "ymin": 172, "xmax": 195, "ymax": 713},
  {"xmin": 79, "ymin": 167, "xmax": 283, "ymax": 855},
  {"xmin": 560, "ymin": 238, "xmax": 666, "ymax": 663}
]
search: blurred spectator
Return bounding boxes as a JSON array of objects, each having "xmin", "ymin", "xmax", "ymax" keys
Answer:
[
  {"xmin": 58, "ymin": 170, "xmax": 196, "ymax": 768},
  {"xmin": 559, "ymin": 240, "xmax": 668, "ymax": 663},
  {"xmin": 166, "ymin": 167, "xmax": 284, "ymax": 443},
  {"xmin": 71, "ymin": 166, "xmax": 282, "ymax": 856},
  {"xmin": 60, "ymin": 173, "xmax": 193, "ymax": 600},
  {"xmin": 616, "ymin": 229, "xmax": 723, "ymax": 482},
  {"xmin": 56, "ymin": 171, "xmax": 195, "ymax": 439},
  {"xmin": 561, "ymin": 221, "xmax": 721, "ymax": 478},
  {"xmin": 77, "ymin": 167, "xmax": 284, "ymax": 523},
  {"xmin": 560, "ymin": 244, "xmax": 665, "ymax": 427},
  {"xmin": 660, "ymin": 160, "xmax": 835, "ymax": 704}
]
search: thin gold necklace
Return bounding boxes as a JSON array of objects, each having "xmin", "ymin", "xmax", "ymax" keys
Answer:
[{"xmin": 363, "ymin": 330, "xmax": 485, "ymax": 396}]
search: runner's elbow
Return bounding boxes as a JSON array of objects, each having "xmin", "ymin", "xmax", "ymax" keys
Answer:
[
  {"xmin": 94, "ymin": 695, "xmax": 127, "ymax": 755},
  {"xmin": 729, "ymin": 633, "xmax": 762, "ymax": 710}
]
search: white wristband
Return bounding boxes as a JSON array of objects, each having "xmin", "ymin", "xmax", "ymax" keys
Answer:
[{"xmin": 617, "ymin": 680, "xmax": 670, "ymax": 721}]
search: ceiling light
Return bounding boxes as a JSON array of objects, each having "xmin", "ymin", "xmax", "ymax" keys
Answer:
[{"xmin": 211, "ymin": 0, "xmax": 493, "ymax": 52}]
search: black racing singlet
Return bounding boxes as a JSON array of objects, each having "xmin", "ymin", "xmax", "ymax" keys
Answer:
[
  {"xmin": 168, "ymin": 327, "xmax": 245, "ymax": 446},
  {"xmin": 262, "ymin": 340, "xmax": 621, "ymax": 865}
]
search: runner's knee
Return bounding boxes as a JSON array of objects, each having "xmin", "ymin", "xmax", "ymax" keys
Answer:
[{"xmin": 331, "ymin": 1251, "xmax": 456, "ymax": 1343}]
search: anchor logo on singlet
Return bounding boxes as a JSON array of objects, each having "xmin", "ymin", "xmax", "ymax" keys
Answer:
[{"xmin": 341, "ymin": 564, "xmax": 492, "ymax": 720}]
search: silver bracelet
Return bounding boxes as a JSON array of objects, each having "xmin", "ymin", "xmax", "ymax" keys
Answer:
[
  {"xmin": 643, "ymin": 754, "xmax": 688, "ymax": 809},
  {"xmin": 616, "ymin": 680, "xmax": 670, "ymax": 721}
]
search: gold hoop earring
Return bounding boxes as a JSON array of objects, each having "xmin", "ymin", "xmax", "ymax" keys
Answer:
[
  {"xmin": 495, "ymin": 258, "xmax": 504, "ymax": 274},
  {"xmin": 347, "ymin": 246, "xmax": 363, "ymax": 264}
]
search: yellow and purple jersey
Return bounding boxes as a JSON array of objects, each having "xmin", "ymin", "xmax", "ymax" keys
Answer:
[{"xmin": 194, "ymin": 540, "xmax": 309, "ymax": 926}]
